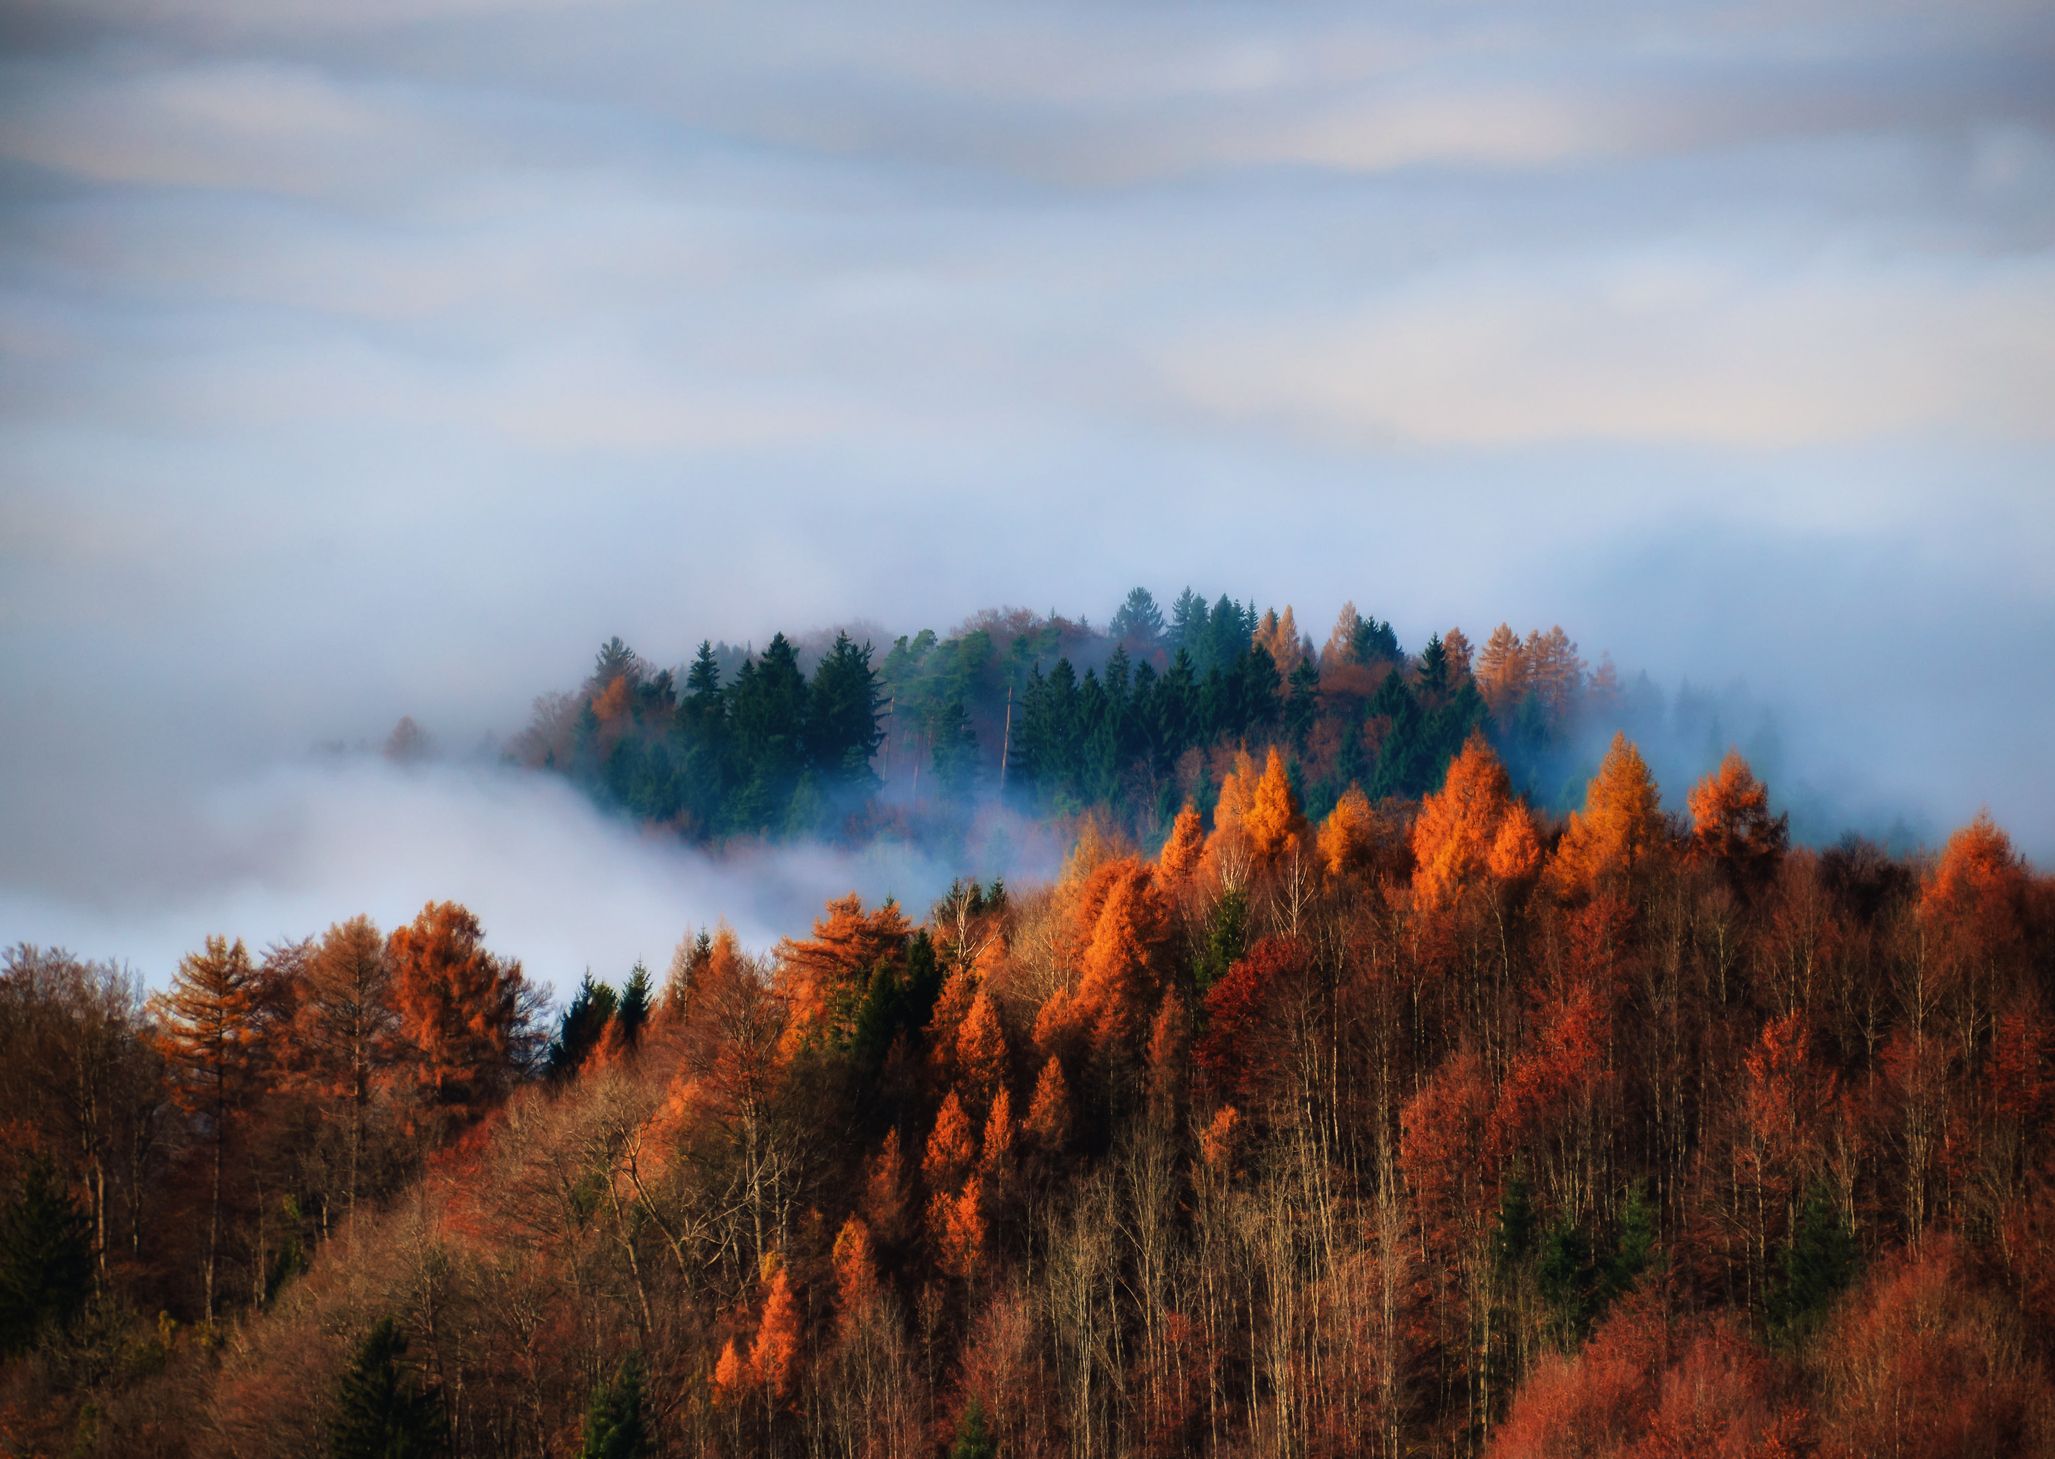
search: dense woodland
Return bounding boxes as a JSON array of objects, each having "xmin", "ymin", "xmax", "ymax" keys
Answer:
[
  {"xmin": 504, "ymin": 589, "xmax": 1723, "ymax": 848},
  {"xmin": 4, "ymin": 594, "xmax": 2053, "ymax": 1457}
]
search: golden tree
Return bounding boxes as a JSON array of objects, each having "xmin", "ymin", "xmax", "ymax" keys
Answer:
[
  {"xmin": 1548, "ymin": 733, "xmax": 1667, "ymax": 898},
  {"xmin": 1410, "ymin": 736, "xmax": 1528, "ymax": 909}
]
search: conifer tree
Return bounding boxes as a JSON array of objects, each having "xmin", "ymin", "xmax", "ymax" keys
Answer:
[
  {"xmin": 154, "ymin": 933, "xmax": 265, "ymax": 1322},
  {"xmin": 330, "ymin": 1318, "xmax": 442, "ymax": 1458},
  {"xmin": 0, "ymin": 1156, "xmax": 92, "ymax": 1355},
  {"xmin": 580, "ymin": 1355, "xmax": 650, "ymax": 1459}
]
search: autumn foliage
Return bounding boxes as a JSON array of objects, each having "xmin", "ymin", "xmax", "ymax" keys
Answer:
[{"xmin": 5, "ymin": 650, "xmax": 2054, "ymax": 1459}]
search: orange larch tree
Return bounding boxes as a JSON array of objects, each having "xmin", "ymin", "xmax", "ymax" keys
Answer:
[
  {"xmin": 387, "ymin": 901, "xmax": 535, "ymax": 1119},
  {"xmin": 1410, "ymin": 735, "xmax": 1529, "ymax": 910},
  {"xmin": 1548, "ymin": 733, "xmax": 1667, "ymax": 899},
  {"xmin": 153, "ymin": 934, "xmax": 266, "ymax": 1323},
  {"xmin": 1687, "ymin": 751, "xmax": 1788, "ymax": 895},
  {"xmin": 775, "ymin": 893, "xmax": 912, "ymax": 1052}
]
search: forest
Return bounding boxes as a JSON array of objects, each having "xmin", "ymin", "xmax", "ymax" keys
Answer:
[
  {"xmin": 504, "ymin": 589, "xmax": 1655, "ymax": 849},
  {"xmin": 3, "ymin": 593, "xmax": 2052, "ymax": 1458}
]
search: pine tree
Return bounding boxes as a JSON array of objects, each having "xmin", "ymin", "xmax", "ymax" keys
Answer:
[
  {"xmin": 1109, "ymin": 586, "xmax": 1165, "ymax": 649},
  {"xmin": 0, "ymin": 1156, "xmax": 92, "ymax": 1355},
  {"xmin": 950, "ymin": 1397, "xmax": 998, "ymax": 1459},
  {"xmin": 546, "ymin": 973, "xmax": 617, "ymax": 1080},
  {"xmin": 329, "ymin": 1318, "xmax": 443, "ymax": 1459},
  {"xmin": 806, "ymin": 632, "xmax": 885, "ymax": 792},
  {"xmin": 614, "ymin": 962, "xmax": 652, "ymax": 1053},
  {"xmin": 580, "ymin": 1355, "xmax": 650, "ymax": 1459}
]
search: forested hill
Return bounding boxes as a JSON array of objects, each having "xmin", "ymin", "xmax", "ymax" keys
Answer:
[
  {"xmin": 5, "ymin": 724, "xmax": 2051, "ymax": 1456},
  {"xmin": 503, "ymin": 588, "xmax": 1765, "ymax": 848}
]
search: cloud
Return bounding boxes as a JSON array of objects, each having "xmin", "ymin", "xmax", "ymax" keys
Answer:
[
  {"xmin": 1159, "ymin": 252, "xmax": 2055, "ymax": 448},
  {"xmin": 0, "ymin": 755, "xmax": 1048, "ymax": 996}
]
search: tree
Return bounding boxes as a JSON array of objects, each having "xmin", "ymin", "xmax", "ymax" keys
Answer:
[
  {"xmin": 727, "ymin": 634, "xmax": 810, "ymax": 831},
  {"xmin": 546, "ymin": 973, "xmax": 617, "ymax": 1080},
  {"xmin": 1157, "ymin": 804, "xmax": 1205, "ymax": 888},
  {"xmin": 388, "ymin": 902, "xmax": 536, "ymax": 1117},
  {"xmin": 0, "ymin": 1156, "xmax": 92, "ymax": 1355},
  {"xmin": 807, "ymin": 632, "xmax": 885, "ymax": 792},
  {"xmin": 951, "ymin": 1397, "xmax": 999, "ymax": 1458},
  {"xmin": 776, "ymin": 894, "xmax": 913, "ymax": 1052},
  {"xmin": 580, "ymin": 1355, "xmax": 650, "ymax": 1459},
  {"xmin": 750, "ymin": 1260, "xmax": 802, "ymax": 1402},
  {"xmin": 1110, "ymin": 587, "xmax": 1165, "ymax": 650},
  {"xmin": 1688, "ymin": 751, "xmax": 1788, "ymax": 894},
  {"xmin": 292, "ymin": 916, "xmax": 399, "ymax": 1216},
  {"xmin": 1240, "ymin": 745, "xmax": 1305, "ymax": 866},
  {"xmin": 1317, "ymin": 784, "xmax": 1378, "ymax": 880},
  {"xmin": 329, "ymin": 1317, "xmax": 443, "ymax": 1459},
  {"xmin": 154, "ymin": 933, "xmax": 265, "ymax": 1323},
  {"xmin": 1549, "ymin": 733, "xmax": 1666, "ymax": 898},
  {"xmin": 1410, "ymin": 735, "xmax": 1529, "ymax": 909},
  {"xmin": 614, "ymin": 961, "xmax": 652, "ymax": 1053}
]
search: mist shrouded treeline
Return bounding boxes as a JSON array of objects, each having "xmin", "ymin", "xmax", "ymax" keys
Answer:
[
  {"xmin": 505, "ymin": 586, "xmax": 1908, "ymax": 859},
  {"xmin": 3, "ymin": 651, "xmax": 2053, "ymax": 1454}
]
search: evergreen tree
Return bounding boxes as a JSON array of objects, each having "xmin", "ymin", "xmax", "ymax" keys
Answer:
[
  {"xmin": 1193, "ymin": 888, "xmax": 1249, "ymax": 993},
  {"xmin": 949, "ymin": 1398, "xmax": 997, "ymax": 1459},
  {"xmin": 1417, "ymin": 631, "xmax": 1450, "ymax": 698},
  {"xmin": 1109, "ymin": 586, "xmax": 1165, "ymax": 649},
  {"xmin": 590, "ymin": 636, "xmax": 640, "ymax": 693},
  {"xmin": 1351, "ymin": 613, "xmax": 1400, "ymax": 664},
  {"xmin": 1168, "ymin": 588, "xmax": 1208, "ymax": 662},
  {"xmin": 806, "ymin": 632, "xmax": 885, "ymax": 792},
  {"xmin": 580, "ymin": 1355, "xmax": 650, "ymax": 1459},
  {"xmin": 725, "ymin": 635, "xmax": 809, "ymax": 831},
  {"xmin": 927, "ymin": 695, "xmax": 982, "ymax": 800},
  {"xmin": 546, "ymin": 973, "xmax": 617, "ymax": 1080},
  {"xmin": 1284, "ymin": 656, "xmax": 1322, "ymax": 746},
  {"xmin": 329, "ymin": 1318, "xmax": 443, "ymax": 1459},
  {"xmin": 1767, "ymin": 1184, "xmax": 1858, "ymax": 1344},
  {"xmin": 0, "ymin": 1156, "xmax": 92, "ymax": 1355},
  {"xmin": 615, "ymin": 962, "xmax": 652, "ymax": 1052}
]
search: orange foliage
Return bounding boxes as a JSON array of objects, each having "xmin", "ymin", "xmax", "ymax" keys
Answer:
[
  {"xmin": 954, "ymin": 989, "xmax": 1009, "ymax": 1113},
  {"xmin": 1157, "ymin": 803, "xmax": 1206, "ymax": 888},
  {"xmin": 831, "ymin": 1216, "xmax": 879, "ymax": 1339},
  {"xmin": 1549, "ymin": 734, "xmax": 1666, "ymax": 898},
  {"xmin": 937, "ymin": 1173, "xmax": 987, "ymax": 1280},
  {"xmin": 1410, "ymin": 735, "xmax": 1532, "ymax": 909},
  {"xmin": 979, "ymin": 1084, "xmax": 1015, "ymax": 1176},
  {"xmin": 1815, "ymin": 1239, "xmax": 2051, "ymax": 1459},
  {"xmin": 1240, "ymin": 746, "xmax": 1305, "ymax": 866},
  {"xmin": 1399, "ymin": 1047, "xmax": 1496, "ymax": 1252},
  {"xmin": 1068, "ymin": 857, "xmax": 1172, "ymax": 1058},
  {"xmin": 923, "ymin": 1090, "xmax": 977, "ymax": 1194},
  {"xmin": 1025, "ymin": 1055, "xmax": 1071, "ymax": 1152},
  {"xmin": 861, "ymin": 1128, "xmax": 911, "ymax": 1246},
  {"xmin": 1475, "ymin": 623, "xmax": 1527, "ymax": 715},
  {"xmin": 1199, "ymin": 1104, "xmax": 1240, "ymax": 1177},
  {"xmin": 1919, "ymin": 812, "xmax": 2028, "ymax": 968},
  {"xmin": 1441, "ymin": 625, "xmax": 1474, "ymax": 683},
  {"xmin": 1687, "ymin": 751, "xmax": 1787, "ymax": 893},
  {"xmin": 776, "ymin": 893, "xmax": 912, "ymax": 1052},
  {"xmin": 748, "ymin": 1261, "xmax": 802, "ymax": 1401},
  {"xmin": 1487, "ymin": 1302, "xmax": 1794, "ymax": 1459},
  {"xmin": 710, "ymin": 1338, "xmax": 747, "ymax": 1406},
  {"xmin": 386, "ymin": 901, "xmax": 528, "ymax": 1113},
  {"xmin": 592, "ymin": 674, "xmax": 633, "ymax": 723},
  {"xmin": 1316, "ymin": 784, "xmax": 1378, "ymax": 880}
]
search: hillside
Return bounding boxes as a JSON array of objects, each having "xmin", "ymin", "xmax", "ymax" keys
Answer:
[{"xmin": 3, "ymin": 697, "xmax": 2051, "ymax": 1455}]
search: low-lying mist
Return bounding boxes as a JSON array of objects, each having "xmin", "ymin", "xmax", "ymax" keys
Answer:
[{"xmin": 0, "ymin": 753, "xmax": 1062, "ymax": 997}]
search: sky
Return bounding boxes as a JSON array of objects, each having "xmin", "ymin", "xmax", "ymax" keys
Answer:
[{"xmin": 2, "ymin": 0, "xmax": 2052, "ymax": 988}]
